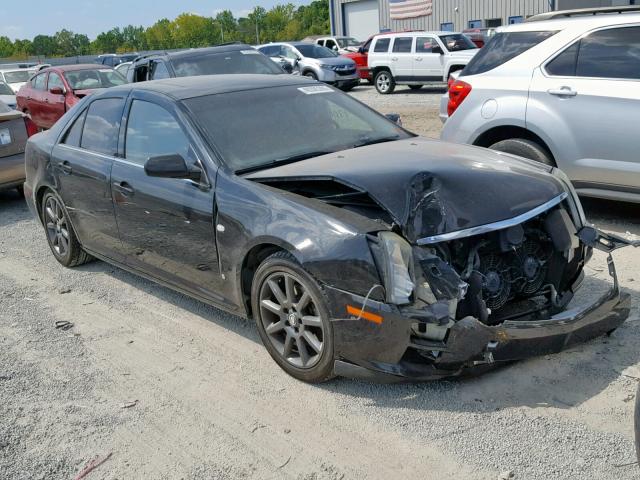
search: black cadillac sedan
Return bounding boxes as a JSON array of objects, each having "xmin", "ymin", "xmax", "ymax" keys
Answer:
[{"xmin": 23, "ymin": 75, "xmax": 634, "ymax": 382}]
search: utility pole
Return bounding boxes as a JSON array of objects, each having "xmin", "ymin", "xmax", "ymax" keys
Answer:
[
  {"xmin": 255, "ymin": 20, "xmax": 260, "ymax": 44},
  {"xmin": 221, "ymin": 24, "xmax": 224, "ymax": 43}
]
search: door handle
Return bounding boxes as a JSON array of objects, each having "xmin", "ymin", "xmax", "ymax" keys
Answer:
[
  {"xmin": 57, "ymin": 160, "xmax": 72, "ymax": 175},
  {"xmin": 44, "ymin": 98, "xmax": 49, "ymax": 103},
  {"xmin": 114, "ymin": 181, "xmax": 135, "ymax": 196},
  {"xmin": 391, "ymin": 57, "xmax": 398, "ymax": 61},
  {"xmin": 547, "ymin": 87, "xmax": 577, "ymax": 97},
  {"xmin": 415, "ymin": 57, "xmax": 423, "ymax": 61}
]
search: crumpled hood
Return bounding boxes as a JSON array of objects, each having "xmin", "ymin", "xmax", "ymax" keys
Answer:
[{"xmin": 246, "ymin": 137, "xmax": 566, "ymax": 243}]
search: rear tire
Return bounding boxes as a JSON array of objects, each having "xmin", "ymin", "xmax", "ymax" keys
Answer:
[
  {"xmin": 252, "ymin": 251, "xmax": 335, "ymax": 383},
  {"xmin": 374, "ymin": 70, "xmax": 395, "ymax": 95},
  {"xmin": 489, "ymin": 138, "xmax": 554, "ymax": 166},
  {"xmin": 41, "ymin": 191, "xmax": 92, "ymax": 268},
  {"xmin": 409, "ymin": 85, "xmax": 423, "ymax": 90}
]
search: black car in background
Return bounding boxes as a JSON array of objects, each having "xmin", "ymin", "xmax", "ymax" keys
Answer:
[
  {"xmin": 97, "ymin": 53, "xmax": 139, "ymax": 68},
  {"xmin": 23, "ymin": 75, "xmax": 633, "ymax": 383},
  {"xmin": 126, "ymin": 44, "xmax": 288, "ymax": 83}
]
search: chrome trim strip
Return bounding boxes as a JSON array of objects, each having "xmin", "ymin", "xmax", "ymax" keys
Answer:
[{"xmin": 417, "ymin": 192, "xmax": 569, "ymax": 245}]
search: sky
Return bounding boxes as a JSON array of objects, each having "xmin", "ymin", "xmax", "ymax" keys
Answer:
[{"xmin": 0, "ymin": 0, "xmax": 313, "ymax": 41}]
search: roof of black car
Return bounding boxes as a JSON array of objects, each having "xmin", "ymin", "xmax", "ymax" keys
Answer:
[
  {"xmin": 106, "ymin": 74, "xmax": 311, "ymax": 100},
  {"xmin": 144, "ymin": 43, "xmax": 254, "ymax": 62}
]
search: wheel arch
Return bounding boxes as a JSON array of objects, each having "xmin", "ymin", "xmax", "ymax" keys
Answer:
[
  {"xmin": 473, "ymin": 125, "xmax": 556, "ymax": 166},
  {"xmin": 445, "ymin": 64, "xmax": 465, "ymax": 80}
]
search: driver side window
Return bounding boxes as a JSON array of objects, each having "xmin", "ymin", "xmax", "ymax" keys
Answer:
[
  {"xmin": 282, "ymin": 46, "xmax": 299, "ymax": 60},
  {"xmin": 125, "ymin": 100, "xmax": 191, "ymax": 166}
]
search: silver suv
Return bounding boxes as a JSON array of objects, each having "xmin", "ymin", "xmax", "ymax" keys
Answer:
[
  {"xmin": 257, "ymin": 42, "xmax": 360, "ymax": 91},
  {"xmin": 441, "ymin": 7, "xmax": 640, "ymax": 204}
]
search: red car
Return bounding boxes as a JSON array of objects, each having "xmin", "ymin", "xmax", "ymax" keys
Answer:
[{"xmin": 16, "ymin": 64, "xmax": 127, "ymax": 130}]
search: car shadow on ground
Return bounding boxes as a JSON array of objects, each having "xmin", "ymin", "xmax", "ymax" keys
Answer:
[
  {"xmin": 3, "ymin": 189, "xmax": 639, "ymax": 412},
  {"xmin": 353, "ymin": 84, "xmax": 447, "ymax": 95}
]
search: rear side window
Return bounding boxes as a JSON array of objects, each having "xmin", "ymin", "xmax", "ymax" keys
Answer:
[
  {"xmin": 32, "ymin": 73, "xmax": 46, "ymax": 90},
  {"xmin": 63, "ymin": 110, "xmax": 87, "ymax": 147},
  {"xmin": 462, "ymin": 31, "xmax": 556, "ymax": 76},
  {"xmin": 373, "ymin": 38, "xmax": 390, "ymax": 53},
  {"xmin": 150, "ymin": 61, "xmax": 171, "ymax": 80},
  {"xmin": 392, "ymin": 37, "xmax": 413, "ymax": 53},
  {"xmin": 81, "ymin": 98, "xmax": 124, "ymax": 156},
  {"xmin": 171, "ymin": 50, "xmax": 283, "ymax": 76},
  {"xmin": 546, "ymin": 43, "xmax": 579, "ymax": 76}
]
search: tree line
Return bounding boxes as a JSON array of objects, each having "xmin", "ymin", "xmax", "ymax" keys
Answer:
[{"xmin": 0, "ymin": 1, "xmax": 329, "ymax": 59}]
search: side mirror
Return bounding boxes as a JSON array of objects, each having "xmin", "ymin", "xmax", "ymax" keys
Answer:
[
  {"xmin": 432, "ymin": 46, "xmax": 444, "ymax": 55},
  {"xmin": 49, "ymin": 86, "xmax": 65, "ymax": 95},
  {"xmin": 144, "ymin": 154, "xmax": 200, "ymax": 180},
  {"xmin": 385, "ymin": 113, "xmax": 402, "ymax": 126},
  {"xmin": 332, "ymin": 45, "xmax": 339, "ymax": 51},
  {"xmin": 282, "ymin": 63, "xmax": 293, "ymax": 74}
]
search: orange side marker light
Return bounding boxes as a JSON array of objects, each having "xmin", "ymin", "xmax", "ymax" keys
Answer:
[{"xmin": 346, "ymin": 305, "xmax": 383, "ymax": 324}]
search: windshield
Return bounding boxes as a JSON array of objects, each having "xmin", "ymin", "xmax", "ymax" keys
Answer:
[
  {"xmin": 172, "ymin": 50, "xmax": 283, "ymax": 76},
  {"xmin": 337, "ymin": 37, "xmax": 361, "ymax": 48},
  {"xmin": 183, "ymin": 84, "xmax": 411, "ymax": 173},
  {"xmin": 439, "ymin": 34, "xmax": 477, "ymax": 52},
  {"xmin": 4, "ymin": 70, "xmax": 31, "ymax": 84},
  {"xmin": 296, "ymin": 44, "xmax": 338, "ymax": 59},
  {"xmin": 0, "ymin": 82, "xmax": 13, "ymax": 95},
  {"xmin": 64, "ymin": 68, "xmax": 127, "ymax": 90}
]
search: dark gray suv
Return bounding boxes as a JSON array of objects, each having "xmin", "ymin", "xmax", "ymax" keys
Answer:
[{"xmin": 127, "ymin": 43, "xmax": 286, "ymax": 83}]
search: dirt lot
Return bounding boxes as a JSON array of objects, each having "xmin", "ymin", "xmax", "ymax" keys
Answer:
[{"xmin": 1, "ymin": 84, "xmax": 640, "ymax": 480}]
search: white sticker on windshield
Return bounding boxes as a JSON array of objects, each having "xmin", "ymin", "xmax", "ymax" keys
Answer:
[
  {"xmin": 241, "ymin": 49, "xmax": 260, "ymax": 55},
  {"xmin": 298, "ymin": 85, "xmax": 334, "ymax": 95}
]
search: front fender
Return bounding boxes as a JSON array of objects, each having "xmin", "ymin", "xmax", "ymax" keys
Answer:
[{"xmin": 215, "ymin": 172, "xmax": 384, "ymax": 310}]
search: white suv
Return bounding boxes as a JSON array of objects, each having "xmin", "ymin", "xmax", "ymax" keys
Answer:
[
  {"xmin": 441, "ymin": 7, "xmax": 640, "ymax": 204},
  {"xmin": 367, "ymin": 31, "xmax": 478, "ymax": 94}
]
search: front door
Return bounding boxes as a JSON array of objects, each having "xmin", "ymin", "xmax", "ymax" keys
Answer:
[
  {"xmin": 50, "ymin": 96, "xmax": 125, "ymax": 259},
  {"xmin": 528, "ymin": 25, "xmax": 640, "ymax": 192},
  {"xmin": 40, "ymin": 72, "xmax": 66, "ymax": 128},
  {"xmin": 110, "ymin": 95, "xmax": 222, "ymax": 300},
  {"xmin": 413, "ymin": 36, "xmax": 444, "ymax": 81},
  {"xmin": 390, "ymin": 36, "xmax": 414, "ymax": 81}
]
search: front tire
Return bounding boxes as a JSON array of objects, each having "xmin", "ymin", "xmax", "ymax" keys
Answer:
[
  {"xmin": 41, "ymin": 191, "xmax": 92, "ymax": 267},
  {"xmin": 304, "ymin": 71, "xmax": 318, "ymax": 80},
  {"xmin": 374, "ymin": 70, "xmax": 395, "ymax": 94},
  {"xmin": 252, "ymin": 252, "xmax": 334, "ymax": 383},
  {"xmin": 488, "ymin": 138, "xmax": 555, "ymax": 167}
]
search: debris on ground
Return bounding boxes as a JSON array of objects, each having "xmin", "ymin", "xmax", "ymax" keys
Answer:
[{"xmin": 73, "ymin": 452, "xmax": 112, "ymax": 480}]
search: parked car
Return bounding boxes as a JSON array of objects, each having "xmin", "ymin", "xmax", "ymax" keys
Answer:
[
  {"xmin": 114, "ymin": 61, "xmax": 132, "ymax": 78},
  {"xmin": 0, "ymin": 68, "xmax": 36, "ymax": 94},
  {"xmin": 368, "ymin": 31, "xmax": 478, "ymax": 94},
  {"xmin": 342, "ymin": 32, "xmax": 402, "ymax": 83},
  {"xmin": 0, "ymin": 81, "xmax": 17, "ymax": 110},
  {"xmin": 16, "ymin": 65, "xmax": 127, "ymax": 130},
  {"xmin": 257, "ymin": 42, "xmax": 359, "ymax": 91},
  {"xmin": 304, "ymin": 35, "xmax": 362, "ymax": 54},
  {"xmin": 23, "ymin": 74, "xmax": 634, "ymax": 383},
  {"xmin": 0, "ymin": 102, "xmax": 29, "ymax": 193},
  {"xmin": 441, "ymin": 6, "xmax": 640, "ymax": 204},
  {"xmin": 462, "ymin": 28, "xmax": 496, "ymax": 47},
  {"xmin": 97, "ymin": 53, "xmax": 139, "ymax": 68},
  {"xmin": 127, "ymin": 44, "xmax": 286, "ymax": 83}
]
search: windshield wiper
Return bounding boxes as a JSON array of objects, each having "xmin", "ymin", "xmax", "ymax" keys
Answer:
[
  {"xmin": 353, "ymin": 135, "xmax": 400, "ymax": 149},
  {"xmin": 235, "ymin": 151, "xmax": 334, "ymax": 175}
]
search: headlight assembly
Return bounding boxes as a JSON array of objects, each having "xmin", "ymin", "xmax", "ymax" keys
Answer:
[
  {"xmin": 376, "ymin": 232, "xmax": 415, "ymax": 305},
  {"xmin": 552, "ymin": 167, "xmax": 587, "ymax": 226}
]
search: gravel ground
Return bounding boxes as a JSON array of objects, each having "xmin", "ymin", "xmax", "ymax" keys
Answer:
[{"xmin": 1, "ymin": 85, "xmax": 639, "ymax": 480}]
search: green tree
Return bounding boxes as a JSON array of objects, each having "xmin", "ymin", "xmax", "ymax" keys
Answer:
[
  {"xmin": 0, "ymin": 36, "xmax": 14, "ymax": 57},
  {"xmin": 172, "ymin": 13, "xmax": 218, "ymax": 48},
  {"xmin": 145, "ymin": 18, "xmax": 174, "ymax": 50},
  {"xmin": 32, "ymin": 35, "xmax": 56, "ymax": 56},
  {"xmin": 216, "ymin": 10, "xmax": 238, "ymax": 42},
  {"xmin": 92, "ymin": 27, "xmax": 124, "ymax": 54}
]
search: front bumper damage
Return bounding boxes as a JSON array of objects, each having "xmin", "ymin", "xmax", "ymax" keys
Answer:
[{"xmin": 326, "ymin": 228, "xmax": 635, "ymax": 382}]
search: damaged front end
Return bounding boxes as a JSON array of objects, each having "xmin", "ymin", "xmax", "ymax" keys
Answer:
[{"xmin": 327, "ymin": 176, "xmax": 635, "ymax": 381}]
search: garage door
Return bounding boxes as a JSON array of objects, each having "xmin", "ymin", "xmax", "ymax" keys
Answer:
[{"xmin": 343, "ymin": 0, "xmax": 380, "ymax": 42}]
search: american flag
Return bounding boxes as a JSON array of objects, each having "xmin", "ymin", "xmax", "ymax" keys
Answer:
[{"xmin": 389, "ymin": 0, "xmax": 433, "ymax": 20}]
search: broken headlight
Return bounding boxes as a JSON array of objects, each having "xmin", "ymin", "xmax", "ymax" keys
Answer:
[
  {"xmin": 377, "ymin": 232, "xmax": 415, "ymax": 305},
  {"xmin": 552, "ymin": 167, "xmax": 587, "ymax": 226}
]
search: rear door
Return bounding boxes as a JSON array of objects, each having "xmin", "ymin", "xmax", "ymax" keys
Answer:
[
  {"xmin": 50, "ymin": 96, "xmax": 126, "ymax": 259},
  {"xmin": 39, "ymin": 72, "xmax": 66, "ymax": 129},
  {"xmin": 528, "ymin": 25, "xmax": 640, "ymax": 192},
  {"xmin": 390, "ymin": 37, "xmax": 414, "ymax": 80},
  {"xmin": 0, "ymin": 111, "xmax": 28, "ymax": 187},
  {"xmin": 149, "ymin": 60, "xmax": 172, "ymax": 80},
  {"xmin": 413, "ymin": 36, "xmax": 444, "ymax": 81},
  {"xmin": 110, "ymin": 93, "xmax": 222, "ymax": 299}
]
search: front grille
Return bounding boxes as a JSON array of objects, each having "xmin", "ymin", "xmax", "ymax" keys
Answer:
[{"xmin": 337, "ymin": 68, "xmax": 356, "ymax": 76}]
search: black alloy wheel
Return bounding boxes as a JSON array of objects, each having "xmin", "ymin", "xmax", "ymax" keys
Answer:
[{"xmin": 252, "ymin": 252, "xmax": 334, "ymax": 382}]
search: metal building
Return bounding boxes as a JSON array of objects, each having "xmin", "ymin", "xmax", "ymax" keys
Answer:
[{"xmin": 329, "ymin": 0, "xmax": 638, "ymax": 40}]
